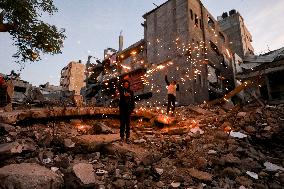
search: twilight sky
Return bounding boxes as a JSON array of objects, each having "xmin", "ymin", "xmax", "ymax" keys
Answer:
[{"xmin": 0, "ymin": 0, "xmax": 283, "ymax": 86}]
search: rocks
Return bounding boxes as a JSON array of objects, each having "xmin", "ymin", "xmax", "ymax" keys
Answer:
[
  {"xmin": 195, "ymin": 157, "xmax": 208, "ymax": 169},
  {"xmin": 244, "ymin": 126, "xmax": 256, "ymax": 133},
  {"xmin": 246, "ymin": 171, "xmax": 258, "ymax": 179},
  {"xmin": 150, "ymin": 167, "xmax": 163, "ymax": 181},
  {"xmin": 113, "ymin": 179, "xmax": 126, "ymax": 188},
  {"xmin": 75, "ymin": 134, "xmax": 120, "ymax": 152},
  {"xmin": 73, "ymin": 163, "xmax": 98, "ymax": 186},
  {"xmin": 237, "ymin": 112, "xmax": 247, "ymax": 117},
  {"xmin": 0, "ymin": 105, "xmax": 283, "ymax": 188},
  {"xmin": 214, "ymin": 131, "xmax": 229, "ymax": 140},
  {"xmin": 0, "ymin": 163, "xmax": 63, "ymax": 189},
  {"xmin": 208, "ymin": 150, "xmax": 217, "ymax": 154},
  {"xmin": 240, "ymin": 157, "xmax": 262, "ymax": 170},
  {"xmin": 19, "ymin": 138, "xmax": 37, "ymax": 152},
  {"xmin": 264, "ymin": 161, "xmax": 284, "ymax": 172},
  {"xmin": 92, "ymin": 122, "xmax": 114, "ymax": 134},
  {"xmin": 170, "ymin": 182, "xmax": 181, "ymax": 188},
  {"xmin": 0, "ymin": 142, "xmax": 23, "ymax": 155},
  {"xmin": 236, "ymin": 176, "xmax": 253, "ymax": 187},
  {"xmin": 64, "ymin": 138, "xmax": 75, "ymax": 148},
  {"xmin": 221, "ymin": 121, "xmax": 232, "ymax": 129},
  {"xmin": 0, "ymin": 139, "xmax": 36, "ymax": 158},
  {"xmin": 142, "ymin": 153, "xmax": 162, "ymax": 166},
  {"xmin": 0, "ymin": 123, "xmax": 15, "ymax": 133},
  {"xmin": 222, "ymin": 101, "xmax": 234, "ymax": 111},
  {"xmin": 133, "ymin": 166, "xmax": 145, "ymax": 178},
  {"xmin": 156, "ymin": 181, "xmax": 164, "ymax": 188},
  {"xmin": 279, "ymin": 172, "xmax": 284, "ymax": 184},
  {"xmin": 222, "ymin": 167, "xmax": 241, "ymax": 177},
  {"xmin": 190, "ymin": 127, "xmax": 204, "ymax": 135},
  {"xmin": 229, "ymin": 131, "xmax": 247, "ymax": 139},
  {"xmin": 165, "ymin": 127, "xmax": 187, "ymax": 135},
  {"xmin": 54, "ymin": 154, "xmax": 70, "ymax": 169},
  {"xmin": 263, "ymin": 126, "xmax": 271, "ymax": 131},
  {"xmin": 154, "ymin": 168, "xmax": 163, "ymax": 175},
  {"xmin": 187, "ymin": 168, "xmax": 213, "ymax": 182},
  {"xmin": 220, "ymin": 153, "xmax": 241, "ymax": 165},
  {"xmin": 133, "ymin": 138, "xmax": 146, "ymax": 144}
]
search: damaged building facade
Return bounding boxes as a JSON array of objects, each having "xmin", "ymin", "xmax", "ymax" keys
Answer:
[
  {"xmin": 60, "ymin": 61, "xmax": 86, "ymax": 95},
  {"xmin": 141, "ymin": 0, "xmax": 251, "ymax": 105},
  {"xmin": 84, "ymin": 40, "xmax": 148, "ymax": 106},
  {"xmin": 218, "ymin": 10, "xmax": 254, "ymax": 59},
  {"xmin": 84, "ymin": 0, "xmax": 255, "ymax": 106},
  {"xmin": 233, "ymin": 47, "xmax": 284, "ymax": 104}
]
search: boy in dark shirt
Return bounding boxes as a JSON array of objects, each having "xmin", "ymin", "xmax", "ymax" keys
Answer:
[{"xmin": 117, "ymin": 79, "xmax": 135, "ymax": 144}]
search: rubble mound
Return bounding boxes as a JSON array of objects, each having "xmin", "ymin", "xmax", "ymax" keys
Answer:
[{"xmin": 0, "ymin": 104, "xmax": 283, "ymax": 188}]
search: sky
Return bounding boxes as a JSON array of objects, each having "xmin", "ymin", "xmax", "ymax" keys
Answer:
[{"xmin": 0, "ymin": 0, "xmax": 283, "ymax": 86}]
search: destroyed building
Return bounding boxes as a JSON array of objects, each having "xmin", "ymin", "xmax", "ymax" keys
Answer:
[
  {"xmin": 218, "ymin": 10, "xmax": 254, "ymax": 59},
  {"xmin": 233, "ymin": 47, "xmax": 284, "ymax": 104},
  {"xmin": 141, "ymin": 0, "xmax": 253, "ymax": 105},
  {"xmin": 39, "ymin": 82, "xmax": 64, "ymax": 102},
  {"xmin": 0, "ymin": 73, "xmax": 47, "ymax": 109},
  {"xmin": 116, "ymin": 39, "xmax": 150, "ymax": 99},
  {"xmin": 60, "ymin": 61, "xmax": 86, "ymax": 95},
  {"xmin": 83, "ymin": 0, "xmax": 255, "ymax": 107},
  {"xmin": 84, "ymin": 40, "xmax": 148, "ymax": 106}
]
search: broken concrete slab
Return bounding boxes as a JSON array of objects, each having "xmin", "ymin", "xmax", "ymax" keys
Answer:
[
  {"xmin": 92, "ymin": 122, "xmax": 114, "ymax": 134},
  {"xmin": 105, "ymin": 142, "xmax": 151, "ymax": 162},
  {"xmin": 0, "ymin": 139, "xmax": 36, "ymax": 157},
  {"xmin": 0, "ymin": 142, "xmax": 23, "ymax": 155},
  {"xmin": 0, "ymin": 123, "xmax": 15, "ymax": 132},
  {"xmin": 188, "ymin": 168, "xmax": 213, "ymax": 182},
  {"xmin": 0, "ymin": 163, "xmax": 63, "ymax": 189},
  {"xmin": 73, "ymin": 163, "xmax": 98, "ymax": 186},
  {"xmin": 64, "ymin": 138, "xmax": 75, "ymax": 148},
  {"xmin": 220, "ymin": 153, "xmax": 241, "ymax": 165},
  {"xmin": 74, "ymin": 134, "xmax": 120, "ymax": 152},
  {"xmin": 76, "ymin": 134, "xmax": 120, "ymax": 145}
]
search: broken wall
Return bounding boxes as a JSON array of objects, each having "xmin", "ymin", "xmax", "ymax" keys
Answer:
[{"xmin": 143, "ymin": 0, "xmax": 234, "ymax": 105}]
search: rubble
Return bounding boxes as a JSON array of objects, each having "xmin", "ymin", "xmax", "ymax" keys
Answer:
[
  {"xmin": 246, "ymin": 171, "xmax": 258, "ymax": 179},
  {"xmin": 73, "ymin": 163, "xmax": 98, "ymax": 186},
  {"xmin": 0, "ymin": 163, "xmax": 63, "ymax": 189},
  {"xmin": 230, "ymin": 131, "xmax": 248, "ymax": 138},
  {"xmin": 187, "ymin": 168, "xmax": 213, "ymax": 182},
  {"xmin": 0, "ymin": 104, "xmax": 283, "ymax": 188},
  {"xmin": 170, "ymin": 182, "xmax": 181, "ymax": 188},
  {"xmin": 264, "ymin": 161, "xmax": 284, "ymax": 172},
  {"xmin": 64, "ymin": 138, "xmax": 75, "ymax": 148}
]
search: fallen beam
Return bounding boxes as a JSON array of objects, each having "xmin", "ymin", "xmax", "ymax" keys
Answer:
[
  {"xmin": 0, "ymin": 107, "xmax": 120, "ymax": 125},
  {"xmin": 208, "ymin": 80, "xmax": 252, "ymax": 105}
]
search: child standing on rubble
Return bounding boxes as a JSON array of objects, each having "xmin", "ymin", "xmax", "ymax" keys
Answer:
[
  {"xmin": 165, "ymin": 74, "xmax": 179, "ymax": 115},
  {"xmin": 117, "ymin": 76, "xmax": 135, "ymax": 144}
]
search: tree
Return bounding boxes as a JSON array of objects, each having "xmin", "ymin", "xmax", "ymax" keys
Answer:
[{"xmin": 0, "ymin": 0, "xmax": 66, "ymax": 63}]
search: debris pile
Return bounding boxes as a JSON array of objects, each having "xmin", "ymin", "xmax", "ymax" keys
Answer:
[{"xmin": 0, "ymin": 104, "xmax": 283, "ymax": 188}]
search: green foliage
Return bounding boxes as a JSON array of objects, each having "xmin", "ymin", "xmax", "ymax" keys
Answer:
[{"xmin": 0, "ymin": 0, "xmax": 66, "ymax": 62}]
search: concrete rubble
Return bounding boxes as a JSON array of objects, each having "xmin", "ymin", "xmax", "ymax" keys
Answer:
[
  {"xmin": 0, "ymin": 104, "xmax": 283, "ymax": 188},
  {"xmin": 0, "ymin": 163, "xmax": 63, "ymax": 189}
]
